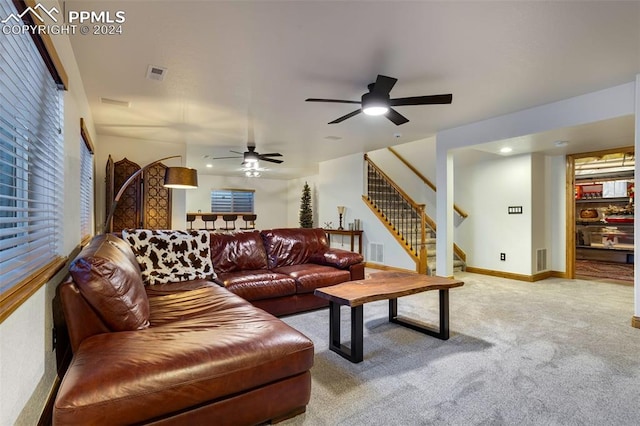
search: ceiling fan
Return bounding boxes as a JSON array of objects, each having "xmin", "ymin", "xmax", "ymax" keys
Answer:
[
  {"xmin": 209, "ymin": 144, "xmax": 284, "ymax": 165},
  {"xmin": 306, "ymin": 74, "xmax": 453, "ymax": 125}
]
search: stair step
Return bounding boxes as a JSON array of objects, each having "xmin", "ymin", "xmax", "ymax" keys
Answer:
[{"xmin": 427, "ymin": 259, "xmax": 465, "ymax": 276}]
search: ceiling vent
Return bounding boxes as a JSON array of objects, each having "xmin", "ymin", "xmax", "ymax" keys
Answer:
[
  {"xmin": 100, "ymin": 97, "xmax": 130, "ymax": 108},
  {"xmin": 146, "ymin": 65, "xmax": 168, "ymax": 81}
]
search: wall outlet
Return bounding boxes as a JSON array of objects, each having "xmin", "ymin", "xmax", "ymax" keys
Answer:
[{"xmin": 500, "ymin": 253, "xmax": 506, "ymax": 261}]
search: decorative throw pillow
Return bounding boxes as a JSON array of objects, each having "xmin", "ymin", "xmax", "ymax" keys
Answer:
[{"xmin": 122, "ymin": 229, "xmax": 216, "ymax": 285}]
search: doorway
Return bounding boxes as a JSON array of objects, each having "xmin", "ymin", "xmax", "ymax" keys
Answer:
[{"xmin": 566, "ymin": 147, "xmax": 634, "ymax": 282}]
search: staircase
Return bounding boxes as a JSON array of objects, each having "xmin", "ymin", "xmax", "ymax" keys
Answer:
[{"xmin": 363, "ymin": 154, "xmax": 465, "ymax": 275}]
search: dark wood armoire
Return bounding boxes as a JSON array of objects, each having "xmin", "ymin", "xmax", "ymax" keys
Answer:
[{"xmin": 106, "ymin": 156, "xmax": 172, "ymax": 232}]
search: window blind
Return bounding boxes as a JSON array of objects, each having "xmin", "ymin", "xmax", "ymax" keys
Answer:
[
  {"xmin": 0, "ymin": 1, "xmax": 64, "ymax": 295},
  {"xmin": 79, "ymin": 137, "xmax": 94, "ymax": 241},
  {"xmin": 210, "ymin": 190, "xmax": 254, "ymax": 213}
]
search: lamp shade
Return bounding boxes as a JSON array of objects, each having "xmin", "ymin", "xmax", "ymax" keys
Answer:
[
  {"xmin": 164, "ymin": 167, "xmax": 198, "ymax": 189},
  {"xmin": 337, "ymin": 205, "xmax": 346, "ymax": 214}
]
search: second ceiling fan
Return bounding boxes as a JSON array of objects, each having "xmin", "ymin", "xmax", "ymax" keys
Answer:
[
  {"xmin": 210, "ymin": 143, "xmax": 284, "ymax": 165},
  {"xmin": 306, "ymin": 74, "xmax": 453, "ymax": 125}
]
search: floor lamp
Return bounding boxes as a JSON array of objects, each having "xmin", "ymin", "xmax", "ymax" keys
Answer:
[{"xmin": 104, "ymin": 155, "xmax": 198, "ymax": 233}]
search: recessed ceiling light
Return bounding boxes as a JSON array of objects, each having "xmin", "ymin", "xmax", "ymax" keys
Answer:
[
  {"xmin": 500, "ymin": 147, "xmax": 513, "ymax": 154},
  {"xmin": 324, "ymin": 136, "xmax": 342, "ymax": 141},
  {"xmin": 206, "ymin": 164, "xmax": 213, "ymax": 168}
]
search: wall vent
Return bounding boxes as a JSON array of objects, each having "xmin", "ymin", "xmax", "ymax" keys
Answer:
[
  {"xmin": 369, "ymin": 242, "xmax": 384, "ymax": 263},
  {"xmin": 146, "ymin": 65, "xmax": 168, "ymax": 81},
  {"xmin": 100, "ymin": 97, "xmax": 130, "ymax": 108},
  {"xmin": 536, "ymin": 248, "xmax": 548, "ymax": 272}
]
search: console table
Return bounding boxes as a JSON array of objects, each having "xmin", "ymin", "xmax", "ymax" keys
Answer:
[{"xmin": 324, "ymin": 229, "xmax": 363, "ymax": 254}]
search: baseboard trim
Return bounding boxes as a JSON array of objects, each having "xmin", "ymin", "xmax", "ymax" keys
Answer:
[
  {"xmin": 37, "ymin": 375, "xmax": 60, "ymax": 426},
  {"xmin": 465, "ymin": 267, "xmax": 564, "ymax": 282},
  {"xmin": 364, "ymin": 262, "xmax": 416, "ymax": 274},
  {"xmin": 632, "ymin": 316, "xmax": 640, "ymax": 329}
]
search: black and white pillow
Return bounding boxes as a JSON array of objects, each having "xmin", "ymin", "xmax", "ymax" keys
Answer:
[{"xmin": 122, "ymin": 229, "xmax": 215, "ymax": 285}]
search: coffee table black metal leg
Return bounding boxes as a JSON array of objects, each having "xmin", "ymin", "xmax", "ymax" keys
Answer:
[
  {"xmin": 329, "ymin": 302, "xmax": 364, "ymax": 363},
  {"xmin": 388, "ymin": 289, "xmax": 450, "ymax": 340}
]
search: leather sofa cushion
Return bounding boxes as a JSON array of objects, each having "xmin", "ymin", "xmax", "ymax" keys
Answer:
[
  {"xmin": 261, "ymin": 228, "xmax": 328, "ymax": 269},
  {"xmin": 144, "ymin": 279, "xmax": 217, "ymax": 297},
  {"xmin": 309, "ymin": 248, "xmax": 364, "ymax": 269},
  {"xmin": 216, "ymin": 270, "xmax": 296, "ymax": 301},
  {"xmin": 210, "ymin": 231, "xmax": 268, "ymax": 273},
  {"xmin": 274, "ymin": 264, "xmax": 350, "ymax": 294},
  {"xmin": 54, "ymin": 286, "xmax": 314, "ymax": 425},
  {"xmin": 69, "ymin": 234, "xmax": 150, "ymax": 331}
]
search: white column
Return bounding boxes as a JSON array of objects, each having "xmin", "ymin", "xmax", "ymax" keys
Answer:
[
  {"xmin": 435, "ymin": 141, "xmax": 454, "ymax": 277},
  {"xmin": 634, "ymin": 73, "xmax": 640, "ymax": 326}
]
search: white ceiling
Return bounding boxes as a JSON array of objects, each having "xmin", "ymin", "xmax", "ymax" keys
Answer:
[{"xmin": 67, "ymin": 1, "xmax": 640, "ymax": 179}]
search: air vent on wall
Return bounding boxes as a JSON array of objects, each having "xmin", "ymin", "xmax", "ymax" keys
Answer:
[
  {"xmin": 100, "ymin": 97, "xmax": 130, "ymax": 108},
  {"xmin": 369, "ymin": 242, "xmax": 384, "ymax": 263},
  {"xmin": 536, "ymin": 248, "xmax": 548, "ymax": 272},
  {"xmin": 146, "ymin": 65, "xmax": 168, "ymax": 81}
]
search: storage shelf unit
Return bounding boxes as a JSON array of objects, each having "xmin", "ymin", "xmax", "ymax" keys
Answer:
[{"xmin": 575, "ymin": 170, "xmax": 634, "ymax": 264}]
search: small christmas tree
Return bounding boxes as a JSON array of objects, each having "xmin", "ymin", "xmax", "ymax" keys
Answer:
[{"xmin": 299, "ymin": 182, "xmax": 313, "ymax": 228}]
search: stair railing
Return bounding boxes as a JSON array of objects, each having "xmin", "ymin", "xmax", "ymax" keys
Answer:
[
  {"xmin": 364, "ymin": 154, "xmax": 428, "ymax": 273},
  {"xmin": 387, "ymin": 146, "xmax": 468, "ymax": 218}
]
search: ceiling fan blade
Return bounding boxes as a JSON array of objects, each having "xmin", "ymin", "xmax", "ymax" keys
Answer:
[
  {"xmin": 385, "ymin": 108, "xmax": 409, "ymax": 126},
  {"xmin": 390, "ymin": 94, "xmax": 453, "ymax": 106},
  {"xmin": 259, "ymin": 153, "xmax": 283, "ymax": 157},
  {"xmin": 230, "ymin": 150, "xmax": 244, "ymax": 155},
  {"xmin": 306, "ymin": 98, "xmax": 361, "ymax": 104},
  {"xmin": 261, "ymin": 157, "xmax": 284, "ymax": 164},
  {"xmin": 211, "ymin": 156, "xmax": 243, "ymax": 160},
  {"xmin": 329, "ymin": 109, "xmax": 362, "ymax": 124},
  {"xmin": 372, "ymin": 75, "xmax": 397, "ymax": 95}
]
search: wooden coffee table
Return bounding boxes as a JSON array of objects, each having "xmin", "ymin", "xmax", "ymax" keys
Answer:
[{"xmin": 314, "ymin": 271, "xmax": 464, "ymax": 363}]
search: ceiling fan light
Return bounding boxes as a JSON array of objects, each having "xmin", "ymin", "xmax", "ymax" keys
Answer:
[
  {"xmin": 361, "ymin": 91, "xmax": 389, "ymax": 116},
  {"xmin": 244, "ymin": 152, "xmax": 259, "ymax": 163},
  {"xmin": 363, "ymin": 105, "xmax": 389, "ymax": 116}
]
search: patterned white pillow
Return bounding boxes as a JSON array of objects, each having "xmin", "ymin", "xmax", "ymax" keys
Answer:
[{"xmin": 122, "ymin": 229, "xmax": 216, "ymax": 285}]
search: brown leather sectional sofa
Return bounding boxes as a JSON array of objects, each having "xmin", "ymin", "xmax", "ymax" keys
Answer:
[
  {"xmin": 210, "ymin": 228, "xmax": 365, "ymax": 315},
  {"xmin": 54, "ymin": 228, "xmax": 364, "ymax": 425}
]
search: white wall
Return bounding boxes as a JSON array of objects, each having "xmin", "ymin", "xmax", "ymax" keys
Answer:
[
  {"xmin": 437, "ymin": 81, "xmax": 637, "ymax": 277},
  {"xmin": 634, "ymin": 73, "xmax": 640, "ymax": 320},
  {"xmin": 0, "ymin": 27, "xmax": 96, "ymax": 426},
  {"xmin": 545, "ymin": 155, "xmax": 566, "ymax": 272},
  {"xmin": 319, "ymin": 153, "xmax": 415, "ymax": 270},
  {"xmin": 455, "ymin": 154, "xmax": 534, "ymax": 274},
  {"xmin": 531, "ymin": 154, "xmax": 548, "ymax": 273},
  {"xmin": 186, "ymin": 174, "xmax": 290, "ymax": 230}
]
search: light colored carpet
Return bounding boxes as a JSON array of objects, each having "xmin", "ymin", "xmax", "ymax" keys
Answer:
[{"xmin": 280, "ymin": 272, "xmax": 640, "ymax": 425}]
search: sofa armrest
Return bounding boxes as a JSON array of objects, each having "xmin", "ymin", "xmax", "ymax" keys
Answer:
[
  {"xmin": 309, "ymin": 248, "xmax": 363, "ymax": 269},
  {"xmin": 59, "ymin": 279, "xmax": 110, "ymax": 353}
]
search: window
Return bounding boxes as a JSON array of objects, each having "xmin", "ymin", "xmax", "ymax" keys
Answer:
[
  {"xmin": 0, "ymin": 1, "xmax": 65, "ymax": 298},
  {"xmin": 211, "ymin": 189, "xmax": 254, "ymax": 213},
  {"xmin": 80, "ymin": 120, "xmax": 94, "ymax": 243}
]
